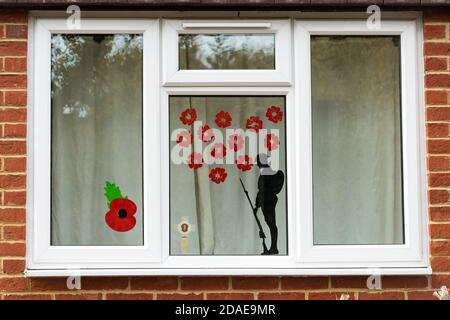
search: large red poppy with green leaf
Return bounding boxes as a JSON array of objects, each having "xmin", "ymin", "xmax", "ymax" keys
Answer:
[{"xmin": 104, "ymin": 182, "xmax": 137, "ymax": 232}]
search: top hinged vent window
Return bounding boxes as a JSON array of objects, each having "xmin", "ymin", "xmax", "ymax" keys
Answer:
[{"xmin": 162, "ymin": 19, "xmax": 292, "ymax": 86}]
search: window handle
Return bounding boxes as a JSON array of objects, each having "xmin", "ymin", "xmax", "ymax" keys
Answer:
[{"xmin": 181, "ymin": 22, "xmax": 272, "ymax": 29}]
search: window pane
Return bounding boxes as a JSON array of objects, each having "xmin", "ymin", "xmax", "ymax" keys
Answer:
[
  {"xmin": 179, "ymin": 34, "xmax": 275, "ymax": 70},
  {"xmin": 170, "ymin": 96, "xmax": 287, "ymax": 255},
  {"xmin": 51, "ymin": 34, "xmax": 143, "ymax": 246},
  {"xmin": 311, "ymin": 36, "xmax": 404, "ymax": 245}
]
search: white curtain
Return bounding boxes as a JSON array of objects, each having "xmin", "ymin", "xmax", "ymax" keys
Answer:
[
  {"xmin": 311, "ymin": 36, "xmax": 404, "ymax": 245},
  {"xmin": 170, "ymin": 96, "xmax": 287, "ymax": 255},
  {"xmin": 51, "ymin": 35, "xmax": 143, "ymax": 246}
]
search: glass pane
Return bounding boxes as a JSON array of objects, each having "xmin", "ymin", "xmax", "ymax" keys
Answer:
[
  {"xmin": 51, "ymin": 34, "xmax": 143, "ymax": 246},
  {"xmin": 311, "ymin": 36, "xmax": 404, "ymax": 245},
  {"xmin": 179, "ymin": 34, "xmax": 275, "ymax": 70},
  {"xmin": 170, "ymin": 96, "xmax": 287, "ymax": 255}
]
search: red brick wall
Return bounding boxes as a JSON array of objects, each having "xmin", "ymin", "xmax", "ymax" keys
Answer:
[{"xmin": 0, "ymin": 10, "xmax": 448, "ymax": 300}]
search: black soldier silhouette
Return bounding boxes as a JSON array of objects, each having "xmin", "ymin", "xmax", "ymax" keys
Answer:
[{"xmin": 254, "ymin": 154, "xmax": 285, "ymax": 255}]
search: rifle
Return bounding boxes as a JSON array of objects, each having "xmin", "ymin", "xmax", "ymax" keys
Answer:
[{"xmin": 239, "ymin": 178, "xmax": 269, "ymax": 254}]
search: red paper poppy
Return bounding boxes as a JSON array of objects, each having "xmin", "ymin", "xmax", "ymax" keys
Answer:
[
  {"xmin": 198, "ymin": 124, "xmax": 215, "ymax": 142},
  {"xmin": 187, "ymin": 151, "xmax": 203, "ymax": 169},
  {"xmin": 246, "ymin": 116, "xmax": 263, "ymax": 132},
  {"xmin": 209, "ymin": 167, "xmax": 228, "ymax": 184},
  {"xmin": 236, "ymin": 155, "xmax": 254, "ymax": 172},
  {"xmin": 266, "ymin": 106, "xmax": 283, "ymax": 124},
  {"xmin": 105, "ymin": 198, "xmax": 137, "ymax": 232},
  {"xmin": 176, "ymin": 130, "xmax": 192, "ymax": 147},
  {"xmin": 265, "ymin": 133, "xmax": 281, "ymax": 151},
  {"xmin": 180, "ymin": 108, "xmax": 197, "ymax": 126},
  {"xmin": 215, "ymin": 111, "xmax": 232, "ymax": 128},
  {"xmin": 210, "ymin": 143, "xmax": 227, "ymax": 159},
  {"xmin": 227, "ymin": 134, "xmax": 244, "ymax": 152}
]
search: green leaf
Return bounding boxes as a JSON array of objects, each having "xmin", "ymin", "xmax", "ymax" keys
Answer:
[{"xmin": 104, "ymin": 181, "xmax": 124, "ymax": 207}]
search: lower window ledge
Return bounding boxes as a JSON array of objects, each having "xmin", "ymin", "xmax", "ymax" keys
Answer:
[{"xmin": 25, "ymin": 267, "xmax": 433, "ymax": 277}]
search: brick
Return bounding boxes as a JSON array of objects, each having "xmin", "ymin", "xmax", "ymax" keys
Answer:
[
  {"xmin": 3, "ymin": 157, "xmax": 26, "ymax": 172},
  {"xmin": 425, "ymin": 57, "xmax": 447, "ymax": 71},
  {"xmin": 308, "ymin": 292, "xmax": 354, "ymax": 300},
  {"xmin": 281, "ymin": 276, "xmax": 328, "ymax": 290},
  {"xmin": 427, "ymin": 123, "xmax": 448, "ymax": 137},
  {"xmin": 2, "ymin": 259, "xmax": 25, "ymax": 274},
  {"xmin": 428, "ymin": 140, "xmax": 450, "ymax": 154},
  {"xmin": 0, "ymin": 42, "xmax": 26, "ymax": 56},
  {"xmin": 80, "ymin": 277, "xmax": 129, "ymax": 290},
  {"xmin": 426, "ymin": 91, "xmax": 448, "ymax": 105},
  {"xmin": 0, "ymin": 12, "xmax": 27, "ymax": 23},
  {"xmin": 4, "ymin": 58, "xmax": 26, "ymax": 73},
  {"xmin": 429, "ymin": 190, "xmax": 449, "ymax": 204},
  {"xmin": 3, "ymin": 190, "xmax": 26, "ymax": 206},
  {"xmin": 431, "ymin": 256, "xmax": 450, "ymax": 271},
  {"xmin": 426, "ymin": 74, "xmax": 450, "ymax": 88},
  {"xmin": 0, "ymin": 208, "xmax": 25, "ymax": 223},
  {"xmin": 4, "ymin": 91, "xmax": 26, "ymax": 106},
  {"xmin": 408, "ymin": 291, "xmax": 437, "ymax": 300},
  {"xmin": 0, "ymin": 277, "xmax": 27, "ymax": 291},
  {"xmin": 428, "ymin": 173, "xmax": 450, "ymax": 187},
  {"xmin": 180, "ymin": 277, "xmax": 229, "ymax": 290},
  {"xmin": 106, "ymin": 293, "xmax": 154, "ymax": 300},
  {"xmin": 4, "ymin": 294, "xmax": 51, "ymax": 300},
  {"xmin": 0, "ymin": 175, "xmax": 25, "ymax": 188},
  {"xmin": 434, "ymin": 205, "xmax": 449, "ymax": 222},
  {"xmin": 425, "ymin": 43, "xmax": 450, "ymax": 56},
  {"xmin": 55, "ymin": 294, "xmax": 102, "ymax": 300},
  {"xmin": 0, "ymin": 108, "xmax": 26, "ymax": 122},
  {"xmin": 30, "ymin": 277, "xmax": 72, "ymax": 291},
  {"xmin": 424, "ymin": 25, "xmax": 447, "ymax": 39},
  {"xmin": 430, "ymin": 223, "xmax": 450, "ymax": 238},
  {"xmin": 5, "ymin": 25, "xmax": 27, "ymax": 39},
  {"xmin": 431, "ymin": 240, "xmax": 450, "ymax": 255},
  {"xmin": 428, "ymin": 156, "xmax": 450, "ymax": 171},
  {"xmin": 206, "ymin": 292, "xmax": 254, "ymax": 300},
  {"xmin": 424, "ymin": 12, "xmax": 450, "ymax": 23},
  {"xmin": 0, "ymin": 243, "xmax": 25, "ymax": 256},
  {"xmin": 431, "ymin": 274, "xmax": 450, "ymax": 287},
  {"xmin": 381, "ymin": 276, "xmax": 428, "ymax": 289},
  {"xmin": 4, "ymin": 124, "xmax": 26, "ymax": 138},
  {"xmin": 427, "ymin": 107, "xmax": 450, "ymax": 121},
  {"xmin": 331, "ymin": 276, "xmax": 368, "ymax": 289},
  {"xmin": 359, "ymin": 291, "xmax": 405, "ymax": 300},
  {"xmin": 3, "ymin": 225, "xmax": 25, "ymax": 240},
  {"xmin": 232, "ymin": 277, "xmax": 279, "ymax": 290},
  {"xmin": 157, "ymin": 293, "xmax": 204, "ymax": 300},
  {"xmin": 0, "ymin": 74, "xmax": 27, "ymax": 89},
  {"xmin": 130, "ymin": 276, "xmax": 178, "ymax": 290},
  {"xmin": 0, "ymin": 141, "xmax": 26, "ymax": 155},
  {"xmin": 258, "ymin": 292, "xmax": 306, "ymax": 300}
]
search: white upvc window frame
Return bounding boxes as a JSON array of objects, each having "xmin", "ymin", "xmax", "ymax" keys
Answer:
[
  {"xmin": 162, "ymin": 19, "xmax": 292, "ymax": 86},
  {"xmin": 27, "ymin": 18, "xmax": 162, "ymax": 270},
  {"xmin": 27, "ymin": 15, "xmax": 430, "ymax": 276},
  {"xmin": 295, "ymin": 19, "xmax": 429, "ymax": 268}
]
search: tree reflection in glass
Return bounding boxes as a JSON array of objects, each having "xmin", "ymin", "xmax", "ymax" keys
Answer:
[{"xmin": 179, "ymin": 34, "xmax": 275, "ymax": 70}]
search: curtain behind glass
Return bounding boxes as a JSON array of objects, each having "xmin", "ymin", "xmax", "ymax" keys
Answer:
[
  {"xmin": 311, "ymin": 36, "xmax": 404, "ymax": 245},
  {"xmin": 51, "ymin": 35, "xmax": 143, "ymax": 246}
]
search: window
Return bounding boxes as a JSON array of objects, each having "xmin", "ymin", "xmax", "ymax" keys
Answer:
[
  {"xmin": 29, "ymin": 19, "xmax": 161, "ymax": 268},
  {"xmin": 51, "ymin": 34, "xmax": 144, "ymax": 246},
  {"xmin": 28, "ymin": 16, "xmax": 429, "ymax": 275},
  {"xmin": 169, "ymin": 96, "xmax": 287, "ymax": 256},
  {"xmin": 311, "ymin": 36, "xmax": 404, "ymax": 245},
  {"xmin": 162, "ymin": 20, "xmax": 291, "ymax": 86}
]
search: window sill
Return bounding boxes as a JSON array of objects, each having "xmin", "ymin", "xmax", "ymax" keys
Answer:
[{"xmin": 25, "ymin": 267, "xmax": 432, "ymax": 277}]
